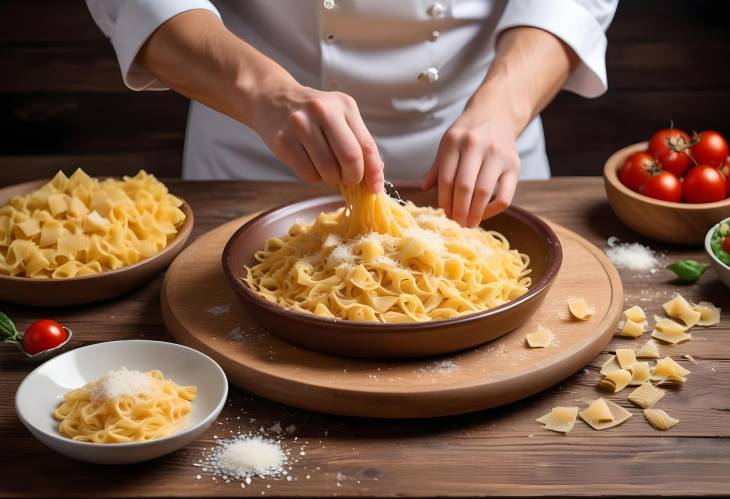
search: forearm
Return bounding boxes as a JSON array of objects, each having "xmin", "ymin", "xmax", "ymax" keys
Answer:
[
  {"xmin": 464, "ymin": 27, "xmax": 579, "ymax": 137},
  {"xmin": 136, "ymin": 9, "xmax": 294, "ymax": 128}
]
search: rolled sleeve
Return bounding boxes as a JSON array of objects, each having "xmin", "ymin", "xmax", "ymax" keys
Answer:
[
  {"xmin": 495, "ymin": 0, "xmax": 617, "ymax": 98},
  {"xmin": 110, "ymin": 0, "xmax": 221, "ymax": 90}
]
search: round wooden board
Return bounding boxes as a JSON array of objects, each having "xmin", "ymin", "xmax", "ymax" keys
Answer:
[{"xmin": 161, "ymin": 215, "xmax": 623, "ymax": 418}]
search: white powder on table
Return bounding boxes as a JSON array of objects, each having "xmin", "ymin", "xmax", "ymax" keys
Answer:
[
  {"xmin": 207, "ymin": 436, "xmax": 287, "ymax": 481},
  {"xmin": 604, "ymin": 237, "xmax": 660, "ymax": 272}
]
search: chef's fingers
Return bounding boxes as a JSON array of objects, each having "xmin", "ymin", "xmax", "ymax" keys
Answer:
[
  {"xmin": 433, "ymin": 133, "xmax": 460, "ymax": 218},
  {"xmin": 311, "ymin": 100, "xmax": 364, "ymax": 187},
  {"xmin": 289, "ymin": 111, "xmax": 341, "ymax": 187},
  {"xmin": 450, "ymin": 137, "xmax": 482, "ymax": 226},
  {"xmin": 422, "ymin": 165, "xmax": 437, "ymax": 191},
  {"xmin": 466, "ymin": 163, "xmax": 499, "ymax": 227},
  {"xmin": 343, "ymin": 98, "xmax": 384, "ymax": 193},
  {"xmin": 482, "ymin": 169, "xmax": 518, "ymax": 220},
  {"xmin": 274, "ymin": 132, "xmax": 321, "ymax": 183}
]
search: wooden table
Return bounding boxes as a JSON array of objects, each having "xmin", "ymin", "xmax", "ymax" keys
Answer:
[{"xmin": 2, "ymin": 178, "xmax": 728, "ymax": 498}]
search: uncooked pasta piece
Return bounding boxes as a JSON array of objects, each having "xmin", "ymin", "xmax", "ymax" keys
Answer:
[
  {"xmin": 627, "ymin": 361, "xmax": 651, "ymax": 385},
  {"xmin": 568, "ymin": 297, "xmax": 595, "ymax": 320},
  {"xmin": 536, "ymin": 406, "xmax": 579, "ymax": 433},
  {"xmin": 598, "ymin": 369, "xmax": 632, "ymax": 393},
  {"xmin": 525, "ymin": 325, "xmax": 554, "ymax": 348},
  {"xmin": 628, "ymin": 383, "xmax": 665, "ymax": 409},
  {"xmin": 600, "ymin": 355, "xmax": 621, "ymax": 376},
  {"xmin": 653, "ymin": 315, "xmax": 689, "ymax": 334},
  {"xmin": 579, "ymin": 398, "xmax": 632, "ymax": 430},
  {"xmin": 651, "ymin": 356, "xmax": 690, "ymax": 383},
  {"xmin": 643, "ymin": 408, "xmax": 679, "ymax": 430},
  {"xmin": 615, "ymin": 348, "xmax": 637, "ymax": 369},
  {"xmin": 623, "ymin": 305, "xmax": 646, "ymax": 323},
  {"xmin": 636, "ymin": 339, "xmax": 660, "ymax": 359},
  {"xmin": 651, "ymin": 328, "xmax": 692, "ymax": 344},
  {"xmin": 662, "ymin": 294, "xmax": 701, "ymax": 327},
  {"xmin": 618, "ymin": 319, "xmax": 646, "ymax": 338},
  {"xmin": 694, "ymin": 301, "xmax": 721, "ymax": 326}
]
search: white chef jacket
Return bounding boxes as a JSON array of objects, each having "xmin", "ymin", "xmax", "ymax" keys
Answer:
[{"xmin": 86, "ymin": 0, "xmax": 617, "ymax": 182}]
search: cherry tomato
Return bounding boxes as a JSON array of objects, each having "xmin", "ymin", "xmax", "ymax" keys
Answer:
[
  {"xmin": 619, "ymin": 151, "xmax": 656, "ymax": 191},
  {"xmin": 682, "ymin": 165, "xmax": 726, "ymax": 203},
  {"xmin": 724, "ymin": 236, "xmax": 730, "ymax": 254},
  {"xmin": 639, "ymin": 170, "xmax": 682, "ymax": 202},
  {"xmin": 648, "ymin": 128, "xmax": 693, "ymax": 177},
  {"xmin": 691, "ymin": 130, "xmax": 729, "ymax": 168},
  {"xmin": 22, "ymin": 319, "xmax": 67, "ymax": 355}
]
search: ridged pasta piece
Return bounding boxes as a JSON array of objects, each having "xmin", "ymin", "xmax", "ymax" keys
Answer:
[
  {"xmin": 623, "ymin": 305, "xmax": 646, "ymax": 323},
  {"xmin": 628, "ymin": 383, "xmax": 665, "ymax": 409},
  {"xmin": 536, "ymin": 406, "xmax": 579, "ymax": 433},
  {"xmin": 693, "ymin": 301, "xmax": 721, "ymax": 326},
  {"xmin": 643, "ymin": 408, "xmax": 679, "ymax": 430},
  {"xmin": 636, "ymin": 339, "xmax": 660, "ymax": 359},
  {"xmin": 525, "ymin": 325, "xmax": 554, "ymax": 348},
  {"xmin": 579, "ymin": 398, "xmax": 632, "ymax": 430},
  {"xmin": 568, "ymin": 297, "xmax": 595, "ymax": 320},
  {"xmin": 662, "ymin": 294, "xmax": 701, "ymax": 327},
  {"xmin": 597, "ymin": 369, "xmax": 632, "ymax": 393},
  {"xmin": 615, "ymin": 348, "xmax": 637, "ymax": 369},
  {"xmin": 618, "ymin": 318, "xmax": 646, "ymax": 338}
]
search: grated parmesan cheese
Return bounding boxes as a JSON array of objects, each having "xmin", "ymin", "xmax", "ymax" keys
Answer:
[
  {"xmin": 209, "ymin": 436, "xmax": 287, "ymax": 481},
  {"xmin": 327, "ymin": 244, "xmax": 356, "ymax": 267},
  {"xmin": 605, "ymin": 238, "xmax": 659, "ymax": 272},
  {"xmin": 90, "ymin": 367, "xmax": 155, "ymax": 402}
]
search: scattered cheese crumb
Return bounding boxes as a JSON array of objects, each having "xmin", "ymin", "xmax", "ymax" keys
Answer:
[
  {"xmin": 605, "ymin": 238, "xmax": 659, "ymax": 272},
  {"xmin": 90, "ymin": 367, "xmax": 155, "ymax": 402}
]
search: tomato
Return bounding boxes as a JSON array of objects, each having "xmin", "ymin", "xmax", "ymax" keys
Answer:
[
  {"xmin": 619, "ymin": 151, "xmax": 656, "ymax": 191},
  {"xmin": 724, "ymin": 236, "xmax": 730, "ymax": 254},
  {"xmin": 22, "ymin": 319, "xmax": 67, "ymax": 355},
  {"xmin": 691, "ymin": 130, "xmax": 729, "ymax": 168},
  {"xmin": 648, "ymin": 128, "xmax": 693, "ymax": 177},
  {"xmin": 639, "ymin": 170, "xmax": 682, "ymax": 202},
  {"xmin": 683, "ymin": 165, "xmax": 726, "ymax": 203}
]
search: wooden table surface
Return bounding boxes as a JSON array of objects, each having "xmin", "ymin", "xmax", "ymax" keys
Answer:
[{"xmin": 2, "ymin": 177, "xmax": 728, "ymax": 498}]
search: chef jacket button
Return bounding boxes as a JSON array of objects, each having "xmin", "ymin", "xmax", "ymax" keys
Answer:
[
  {"xmin": 419, "ymin": 67, "xmax": 439, "ymax": 83},
  {"xmin": 323, "ymin": 0, "xmax": 335, "ymax": 10},
  {"xmin": 326, "ymin": 33, "xmax": 336, "ymax": 44},
  {"xmin": 430, "ymin": 30, "xmax": 440, "ymax": 41},
  {"xmin": 428, "ymin": 3, "xmax": 446, "ymax": 18}
]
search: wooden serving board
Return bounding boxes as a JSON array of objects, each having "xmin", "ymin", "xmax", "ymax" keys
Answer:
[{"xmin": 161, "ymin": 215, "xmax": 623, "ymax": 418}]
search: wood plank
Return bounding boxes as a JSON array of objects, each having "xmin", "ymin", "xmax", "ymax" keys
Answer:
[{"xmin": 0, "ymin": 1, "xmax": 105, "ymax": 43}]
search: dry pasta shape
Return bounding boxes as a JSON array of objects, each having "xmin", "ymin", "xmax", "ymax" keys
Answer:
[
  {"xmin": 627, "ymin": 361, "xmax": 651, "ymax": 385},
  {"xmin": 643, "ymin": 408, "xmax": 679, "ymax": 431},
  {"xmin": 623, "ymin": 305, "xmax": 646, "ymax": 323},
  {"xmin": 597, "ymin": 369, "xmax": 632, "ymax": 393},
  {"xmin": 628, "ymin": 383, "xmax": 665, "ymax": 409},
  {"xmin": 636, "ymin": 339, "xmax": 660, "ymax": 359},
  {"xmin": 662, "ymin": 294, "xmax": 701, "ymax": 327},
  {"xmin": 526, "ymin": 325, "xmax": 554, "ymax": 348},
  {"xmin": 579, "ymin": 398, "xmax": 632, "ymax": 430},
  {"xmin": 653, "ymin": 315, "xmax": 689, "ymax": 334},
  {"xmin": 694, "ymin": 301, "xmax": 721, "ymax": 326},
  {"xmin": 536, "ymin": 407, "xmax": 579, "ymax": 434},
  {"xmin": 651, "ymin": 328, "xmax": 692, "ymax": 344},
  {"xmin": 568, "ymin": 297, "xmax": 595, "ymax": 320},
  {"xmin": 618, "ymin": 318, "xmax": 646, "ymax": 338},
  {"xmin": 600, "ymin": 355, "xmax": 621, "ymax": 376},
  {"xmin": 651, "ymin": 356, "xmax": 690, "ymax": 384},
  {"xmin": 615, "ymin": 348, "xmax": 637, "ymax": 369}
]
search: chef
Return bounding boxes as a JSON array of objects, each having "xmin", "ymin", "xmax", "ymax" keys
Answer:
[{"xmin": 86, "ymin": 0, "xmax": 617, "ymax": 226}]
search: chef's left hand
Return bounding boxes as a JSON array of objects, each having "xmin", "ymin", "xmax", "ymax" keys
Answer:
[{"xmin": 423, "ymin": 111, "xmax": 520, "ymax": 227}]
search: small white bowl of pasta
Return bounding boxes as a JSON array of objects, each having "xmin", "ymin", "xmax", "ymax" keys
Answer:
[{"xmin": 15, "ymin": 340, "xmax": 227, "ymax": 464}]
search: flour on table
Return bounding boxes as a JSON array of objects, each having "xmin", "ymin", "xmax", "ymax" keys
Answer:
[{"xmin": 207, "ymin": 303, "xmax": 232, "ymax": 316}]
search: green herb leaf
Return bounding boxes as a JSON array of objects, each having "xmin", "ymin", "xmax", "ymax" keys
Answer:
[
  {"xmin": 0, "ymin": 311, "xmax": 20, "ymax": 343},
  {"xmin": 667, "ymin": 259, "xmax": 710, "ymax": 284}
]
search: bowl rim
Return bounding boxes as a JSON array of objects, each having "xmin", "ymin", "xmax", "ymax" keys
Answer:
[
  {"xmin": 604, "ymin": 141, "xmax": 730, "ymax": 210},
  {"xmin": 14, "ymin": 339, "xmax": 228, "ymax": 449},
  {"xmin": 0, "ymin": 179, "xmax": 194, "ymax": 283},
  {"xmin": 705, "ymin": 219, "xmax": 730, "ymax": 271},
  {"xmin": 221, "ymin": 194, "xmax": 563, "ymax": 331}
]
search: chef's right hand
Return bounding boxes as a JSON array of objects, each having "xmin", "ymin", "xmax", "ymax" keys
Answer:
[{"xmin": 252, "ymin": 83, "xmax": 384, "ymax": 193}]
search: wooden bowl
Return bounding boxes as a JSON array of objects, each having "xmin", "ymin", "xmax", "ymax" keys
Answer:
[
  {"xmin": 222, "ymin": 195, "xmax": 562, "ymax": 359},
  {"xmin": 604, "ymin": 142, "xmax": 730, "ymax": 244},
  {"xmin": 0, "ymin": 180, "xmax": 193, "ymax": 307}
]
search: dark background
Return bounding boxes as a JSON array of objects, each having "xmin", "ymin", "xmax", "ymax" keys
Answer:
[{"xmin": 1, "ymin": 0, "xmax": 729, "ymax": 187}]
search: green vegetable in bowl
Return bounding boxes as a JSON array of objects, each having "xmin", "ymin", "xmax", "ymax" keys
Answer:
[{"xmin": 710, "ymin": 220, "xmax": 730, "ymax": 267}]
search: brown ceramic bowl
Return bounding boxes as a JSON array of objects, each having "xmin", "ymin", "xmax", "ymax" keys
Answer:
[
  {"xmin": 222, "ymin": 195, "xmax": 562, "ymax": 359},
  {"xmin": 0, "ymin": 179, "xmax": 193, "ymax": 307},
  {"xmin": 604, "ymin": 142, "xmax": 730, "ymax": 245}
]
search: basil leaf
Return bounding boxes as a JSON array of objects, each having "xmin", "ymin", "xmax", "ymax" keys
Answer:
[
  {"xmin": 667, "ymin": 259, "xmax": 709, "ymax": 283},
  {"xmin": 0, "ymin": 311, "xmax": 19, "ymax": 342}
]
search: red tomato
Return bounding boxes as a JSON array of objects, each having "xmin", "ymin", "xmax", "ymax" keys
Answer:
[
  {"xmin": 683, "ymin": 165, "xmax": 726, "ymax": 203},
  {"xmin": 619, "ymin": 151, "xmax": 656, "ymax": 191},
  {"xmin": 691, "ymin": 130, "xmax": 729, "ymax": 168},
  {"xmin": 639, "ymin": 170, "xmax": 682, "ymax": 202},
  {"xmin": 724, "ymin": 236, "xmax": 730, "ymax": 253},
  {"xmin": 22, "ymin": 319, "xmax": 67, "ymax": 355},
  {"xmin": 648, "ymin": 128, "xmax": 693, "ymax": 177}
]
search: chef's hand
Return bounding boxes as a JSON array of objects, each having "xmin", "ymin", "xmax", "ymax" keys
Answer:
[
  {"xmin": 251, "ymin": 83, "xmax": 384, "ymax": 193},
  {"xmin": 423, "ymin": 113, "xmax": 520, "ymax": 227}
]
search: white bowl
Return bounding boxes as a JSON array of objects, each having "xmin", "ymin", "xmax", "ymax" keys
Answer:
[
  {"xmin": 15, "ymin": 340, "xmax": 228, "ymax": 464},
  {"xmin": 705, "ymin": 223, "xmax": 730, "ymax": 288}
]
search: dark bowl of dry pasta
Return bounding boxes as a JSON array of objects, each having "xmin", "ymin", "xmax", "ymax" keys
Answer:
[
  {"xmin": 223, "ymin": 189, "xmax": 562, "ymax": 359},
  {"xmin": 0, "ymin": 173, "xmax": 194, "ymax": 306}
]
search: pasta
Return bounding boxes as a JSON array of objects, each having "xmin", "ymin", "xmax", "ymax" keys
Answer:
[
  {"xmin": 600, "ymin": 355, "xmax": 621, "ymax": 376},
  {"xmin": 618, "ymin": 318, "xmax": 646, "ymax": 338},
  {"xmin": 243, "ymin": 183, "xmax": 530, "ymax": 323},
  {"xmin": 536, "ymin": 407, "xmax": 578, "ymax": 433},
  {"xmin": 615, "ymin": 348, "xmax": 637, "ymax": 369},
  {"xmin": 694, "ymin": 301, "xmax": 721, "ymax": 326},
  {"xmin": 525, "ymin": 325, "xmax": 554, "ymax": 348},
  {"xmin": 628, "ymin": 383, "xmax": 665, "ymax": 409},
  {"xmin": 650, "ymin": 356, "xmax": 690, "ymax": 384},
  {"xmin": 54, "ymin": 368, "xmax": 196, "ymax": 443},
  {"xmin": 0, "ymin": 169, "xmax": 186, "ymax": 278},
  {"xmin": 636, "ymin": 339, "xmax": 660, "ymax": 359},
  {"xmin": 662, "ymin": 294, "xmax": 701, "ymax": 327},
  {"xmin": 627, "ymin": 361, "xmax": 651, "ymax": 385},
  {"xmin": 651, "ymin": 327, "xmax": 692, "ymax": 344},
  {"xmin": 579, "ymin": 398, "xmax": 632, "ymax": 430},
  {"xmin": 567, "ymin": 297, "xmax": 595, "ymax": 320},
  {"xmin": 598, "ymin": 369, "xmax": 632, "ymax": 393},
  {"xmin": 643, "ymin": 408, "xmax": 679, "ymax": 431},
  {"xmin": 623, "ymin": 305, "xmax": 646, "ymax": 323},
  {"xmin": 653, "ymin": 315, "xmax": 689, "ymax": 334}
]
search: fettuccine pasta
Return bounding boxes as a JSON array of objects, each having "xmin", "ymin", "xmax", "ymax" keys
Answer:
[
  {"xmin": 54, "ymin": 369, "xmax": 196, "ymax": 443},
  {"xmin": 243, "ymin": 183, "xmax": 531, "ymax": 323},
  {"xmin": 0, "ymin": 169, "xmax": 186, "ymax": 278}
]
